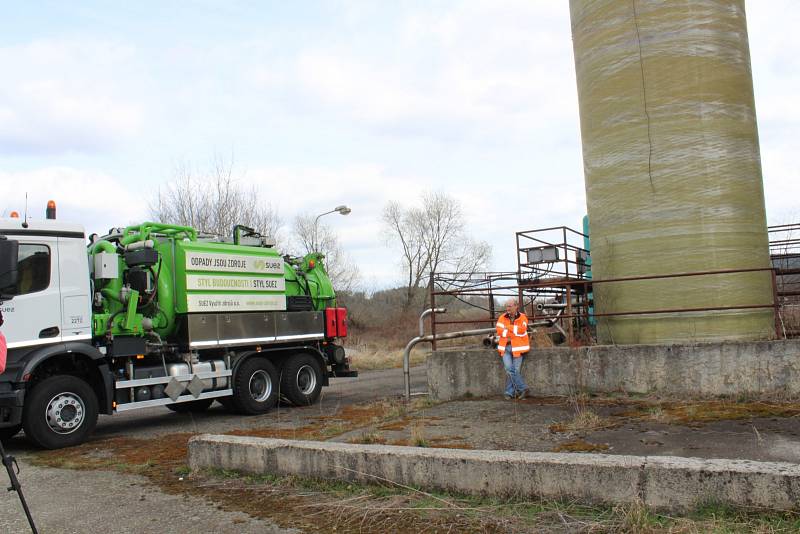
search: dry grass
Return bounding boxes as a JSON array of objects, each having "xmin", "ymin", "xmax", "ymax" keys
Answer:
[
  {"xmin": 346, "ymin": 348, "xmax": 412, "ymax": 371},
  {"xmin": 410, "ymin": 421, "xmax": 428, "ymax": 447},
  {"xmin": 620, "ymin": 400, "xmax": 800, "ymax": 427},
  {"xmin": 531, "ymin": 329, "xmax": 555, "ymax": 348},
  {"xmin": 549, "ymin": 393, "xmax": 617, "ymax": 433}
]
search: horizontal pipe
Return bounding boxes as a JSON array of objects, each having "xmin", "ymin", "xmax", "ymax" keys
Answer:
[{"xmin": 403, "ymin": 327, "xmax": 495, "ymax": 401}]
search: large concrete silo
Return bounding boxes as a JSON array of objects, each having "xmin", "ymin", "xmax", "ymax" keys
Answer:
[{"xmin": 569, "ymin": 0, "xmax": 774, "ymax": 344}]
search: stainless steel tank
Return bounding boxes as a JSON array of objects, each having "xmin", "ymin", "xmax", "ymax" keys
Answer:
[{"xmin": 569, "ymin": 0, "xmax": 774, "ymax": 344}]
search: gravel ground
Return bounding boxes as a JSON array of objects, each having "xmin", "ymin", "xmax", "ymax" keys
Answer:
[{"xmin": 0, "ymin": 462, "xmax": 294, "ymax": 534}]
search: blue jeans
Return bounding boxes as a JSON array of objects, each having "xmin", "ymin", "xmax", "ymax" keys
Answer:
[{"xmin": 502, "ymin": 344, "xmax": 528, "ymax": 397}]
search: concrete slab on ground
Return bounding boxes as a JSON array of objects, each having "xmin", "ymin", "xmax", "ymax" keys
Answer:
[{"xmin": 188, "ymin": 434, "xmax": 800, "ymax": 512}]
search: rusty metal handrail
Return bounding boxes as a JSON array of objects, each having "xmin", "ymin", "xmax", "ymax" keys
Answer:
[
  {"xmin": 429, "ymin": 266, "xmax": 783, "ymax": 344},
  {"xmin": 403, "ymin": 327, "xmax": 495, "ymax": 401}
]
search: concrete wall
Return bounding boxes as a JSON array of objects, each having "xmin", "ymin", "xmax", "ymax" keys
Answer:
[
  {"xmin": 428, "ymin": 340, "xmax": 800, "ymax": 400},
  {"xmin": 188, "ymin": 435, "xmax": 800, "ymax": 512}
]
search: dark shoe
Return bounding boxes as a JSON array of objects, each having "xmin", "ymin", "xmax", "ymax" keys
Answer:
[{"xmin": 517, "ymin": 389, "xmax": 529, "ymax": 400}]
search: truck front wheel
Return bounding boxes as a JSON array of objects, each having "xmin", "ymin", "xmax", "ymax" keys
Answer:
[
  {"xmin": 231, "ymin": 357, "xmax": 279, "ymax": 415},
  {"xmin": 280, "ymin": 353, "xmax": 323, "ymax": 406},
  {"xmin": 22, "ymin": 375, "xmax": 99, "ymax": 449}
]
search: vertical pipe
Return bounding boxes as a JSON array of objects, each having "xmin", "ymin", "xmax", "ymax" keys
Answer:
[
  {"xmin": 488, "ymin": 279, "xmax": 496, "ymax": 327},
  {"xmin": 429, "ymin": 274, "xmax": 438, "ymax": 351},
  {"xmin": 566, "ymin": 283, "xmax": 574, "ymax": 344},
  {"xmin": 772, "ymin": 269, "xmax": 782, "ymax": 339}
]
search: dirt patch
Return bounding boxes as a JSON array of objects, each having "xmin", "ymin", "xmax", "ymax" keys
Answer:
[
  {"xmin": 378, "ymin": 417, "xmax": 413, "ymax": 431},
  {"xmin": 428, "ymin": 435, "xmax": 474, "ymax": 450},
  {"xmin": 552, "ymin": 439, "xmax": 610, "ymax": 453},
  {"xmin": 378, "ymin": 415, "xmax": 441, "ymax": 431}
]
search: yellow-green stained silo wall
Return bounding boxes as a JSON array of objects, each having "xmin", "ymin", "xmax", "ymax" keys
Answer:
[{"xmin": 569, "ymin": 0, "xmax": 774, "ymax": 344}]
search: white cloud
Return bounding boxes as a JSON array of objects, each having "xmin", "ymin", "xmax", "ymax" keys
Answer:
[
  {"xmin": 0, "ymin": 40, "xmax": 146, "ymax": 154},
  {"xmin": 748, "ymin": 1, "xmax": 800, "ymax": 224},
  {"xmin": 268, "ymin": 1, "xmax": 579, "ymax": 145},
  {"xmin": 0, "ymin": 167, "xmax": 144, "ymax": 233}
]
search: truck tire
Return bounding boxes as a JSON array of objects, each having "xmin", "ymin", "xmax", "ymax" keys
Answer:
[
  {"xmin": 280, "ymin": 353, "xmax": 323, "ymax": 406},
  {"xmin": 231, "ymin": 357, "xmax": 279, "ymax": 415},
  {"xmin": 22, "ymin": 375, "xmax": 99, "ymax": 449},
  {"xmin": 0, "ymin": 424, "xmax": 22, "ymax": 442},
  {"xmin": 166, "ymin": 398, "xmax": 214, "ymax": 413}
]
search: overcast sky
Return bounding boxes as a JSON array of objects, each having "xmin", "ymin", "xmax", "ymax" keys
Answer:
[{"xmin": 1, "ymin": 1, "xmax": 797, "ymax": 290}]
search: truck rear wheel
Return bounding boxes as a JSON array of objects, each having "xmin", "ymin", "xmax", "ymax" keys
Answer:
[
  {"xmin": 280, "ymin": 353, "xmax": 323, "ymax": 406},
  {"xmin": 22, "ymin": 375, "xmax": 99, "ymax": 449},
  {"xmin": 231, "ymin": 357, "xmax": 279, "ymax": 415},
  {"xmin": 166, "ymin": 398, "xmax": 214, "ymax": 413}
]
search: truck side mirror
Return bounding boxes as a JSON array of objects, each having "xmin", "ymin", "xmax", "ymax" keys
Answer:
[{"xmin": 0, "ymin": 237, "xmax": 19, "ymax": 299}]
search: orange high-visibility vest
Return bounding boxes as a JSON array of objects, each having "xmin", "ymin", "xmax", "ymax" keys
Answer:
[{"xmin": 496, "ymin": 312, "xmax": 530, "ymax": 357}]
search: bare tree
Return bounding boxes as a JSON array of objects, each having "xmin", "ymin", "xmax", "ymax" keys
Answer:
[
  {"xmin": 383, "ymin": 191, "xmax": 491, "ymax": 309},
  {"xmin": 292, "ymin": 214, "xmax": 360, "ymax": 293},
  {"xmin": 382, "ymin": 201, "xmax": 428, "ymax": 308},
  {"xmin": 150, "ymin": 155, "xmax": 281, "ymax": 243}
]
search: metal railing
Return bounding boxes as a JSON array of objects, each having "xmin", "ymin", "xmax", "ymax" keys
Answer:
[
  {"xmin": 429, "ymin": 267, "xmax": 783, "ymax": 345},
  {"xmin": 427, "ymin": 223, "xmax": 798, "ymax": 345},
  {"xmin": 516, "ymin": 226, "xmax": 589, "ymax": 283}
]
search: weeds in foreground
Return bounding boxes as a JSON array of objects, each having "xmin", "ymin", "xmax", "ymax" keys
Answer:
[{"xmin": 199, "ymin": 467, "xmax": 800, "ymax": 533}]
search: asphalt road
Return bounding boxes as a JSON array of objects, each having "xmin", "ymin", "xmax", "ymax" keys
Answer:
[{"xmin": 0, "ymin": 366, "xmax": 427, "ymax": 534}]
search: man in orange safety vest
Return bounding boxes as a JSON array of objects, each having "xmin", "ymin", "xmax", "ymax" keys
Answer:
[{"xmin": 496, "ymin": 299, "xmax": 530, "ymax": 399}]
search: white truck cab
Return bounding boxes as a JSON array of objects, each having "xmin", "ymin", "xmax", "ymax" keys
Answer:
[{"xmin": 0, "ymin": 218, "xmax": 92, "ymax": 350}]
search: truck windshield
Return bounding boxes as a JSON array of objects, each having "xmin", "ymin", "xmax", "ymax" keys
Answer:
[{"xmin": 14, "ymin": 244, "xmax": 50, "ymax": 295}]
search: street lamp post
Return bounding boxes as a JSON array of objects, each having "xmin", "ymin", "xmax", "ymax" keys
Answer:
[{"xmin": 312, "ymin": 205, "xmax": 351, "ymax": 252}]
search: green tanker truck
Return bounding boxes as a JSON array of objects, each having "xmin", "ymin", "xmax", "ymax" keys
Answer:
[{"xmin": 0, "ymin": 215, "xmax": 355, "ymax": 449}]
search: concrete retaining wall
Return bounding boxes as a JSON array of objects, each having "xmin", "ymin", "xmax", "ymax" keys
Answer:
[
  {"xmin": 427, "ymin": 340, "xmax": 800, "ymax": 400},
  {"xmin": 188, "ymin": 435, "xmax": 800, "ymax": 511}
]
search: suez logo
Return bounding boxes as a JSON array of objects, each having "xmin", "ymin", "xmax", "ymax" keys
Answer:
[{"xmin": 185, "ymin": 251, "xmax": 283, "ymax": 274}]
